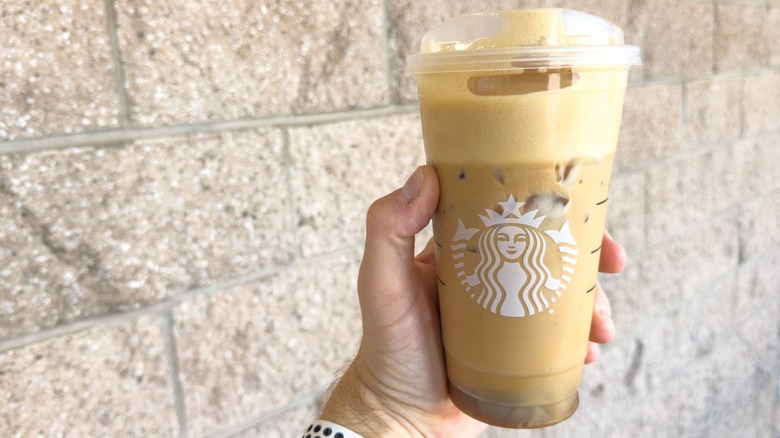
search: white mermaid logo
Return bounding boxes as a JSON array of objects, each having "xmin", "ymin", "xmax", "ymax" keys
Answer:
[{"xmin": 452, "ymin": 195, "xmax": 578, "ymax": 317}]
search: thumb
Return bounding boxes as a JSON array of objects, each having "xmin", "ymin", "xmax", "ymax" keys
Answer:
[{"xmin": 357, "ymin": 165, "xmax": 439, "ymax": 322}]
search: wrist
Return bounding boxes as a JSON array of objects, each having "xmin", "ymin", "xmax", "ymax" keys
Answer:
[{"xmin": 320, "ymin": 361, "xmax": 424, "ymax": 437}]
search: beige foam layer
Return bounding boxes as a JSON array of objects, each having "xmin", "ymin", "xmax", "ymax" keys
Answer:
[{"xmin": 417, "ymin": 68, "xmax": 628, "ymax": 164}]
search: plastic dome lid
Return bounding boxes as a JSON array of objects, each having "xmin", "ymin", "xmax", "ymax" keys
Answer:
[{"xmin": 406, "ymin": 9, "xmax": 641, "ymax": 75}]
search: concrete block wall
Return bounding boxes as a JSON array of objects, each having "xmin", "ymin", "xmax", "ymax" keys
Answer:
[{"xmin": 0, "ymin": 0, "xmax": 777, "ymax": 437}]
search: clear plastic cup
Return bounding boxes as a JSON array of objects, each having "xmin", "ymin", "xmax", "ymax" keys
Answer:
[{"xmin": 407, "ymin": 9, "xmax": 640, "ymax": 428}]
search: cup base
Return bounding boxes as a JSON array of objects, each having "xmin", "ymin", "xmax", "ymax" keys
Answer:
[{"xmin": 449, "ymin": 381, "xmax": 578, "ymax": 429}]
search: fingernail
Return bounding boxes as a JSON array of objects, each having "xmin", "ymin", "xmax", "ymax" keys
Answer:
[
  {"xmin": 402, "ymin": 166, "xmax": 424, "ymax": 201},
  {"xmin": 599, "ymin": 307, "xmax": 612, "ymax": 320}
]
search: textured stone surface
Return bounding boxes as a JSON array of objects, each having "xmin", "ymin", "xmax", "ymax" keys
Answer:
[
  {"xmin": 639, "ymin": 271, "xmax": 738, "ymax": 395},
  {"xmin": 687, "ymin": 351, "xmax": 778, "ymax": 437},
  {"xmin": 631, "ymin": 248, "xmax": 779, "ymax": 437},
  {"xmin": 646, "ymin": 153, "xmax": 714, "ymax": 241},
  {"xmin": 767, "ymin": 7, "xmax": 780, "ymax": 67},
  {"xmin": 743, "ymin": 71, "xmax": 780, "ymax": 135},
  {"xmin": 716, "ymin": 3, "xmax": 778, "ymax": 72},
  {"xmin": 241, "ymin": 402, "xmax": 320, "ymax": 438},
  {"xmin": 734, "ymin": 247, "xmax": 780, "ymax": 352},
  {"xmin": 683, "ymin": 76, "xmax": 743, "ymax": 149},
  {"xmin": 598, "ymin": 260, "xmax": 644, "ymax": 333},
  {"xmin": 606, "ymin": 171, "xmax": 646, "ymax": 254},
  {"xmin": 616, "ymin": 83, "xmax": 682, "ymax": 172},
  {"xmin": 0, "ymin": 129, "xmax": 292, "ymax": 338},
  {"xmin": 0, "ymin": 315, "xmax": 177, "ymax": 436},
  {"xmin": 289, "ymin": 114, "xmax": 425, "ymax": 257},
  {"xmin": 115, "ymin": 0, "xmax": 388, "ymax": 126},
  {"xmin": 639, "ymin": 213, "xmax": 740, "ymax": 332},
  {"xmin": 710, "ymin": 135, "xmax": 778, "ymax": 213},
  {"xmin": 623, "ymin": 0, "xmax": 714, "ymax": 79},
  {"xmin": 173, "ymin": 250, "xmax": 361, "ymax": 437},
  {"xmin": 0, "ymin": 1, "xmax": 120, "ymax": 141},
  {"xmin": 740, "ymin": 190, "xmax": 780, "ymax": 260}
]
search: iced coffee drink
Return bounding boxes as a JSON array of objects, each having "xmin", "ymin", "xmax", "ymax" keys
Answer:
[{"xmin": 407, "ymin": 9, "xmax": 640, "ymax": 428}]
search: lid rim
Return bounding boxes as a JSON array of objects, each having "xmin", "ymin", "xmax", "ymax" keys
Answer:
[{"xmin": 406, "ymin": 45, "xmax": 641, "ymax": 75}]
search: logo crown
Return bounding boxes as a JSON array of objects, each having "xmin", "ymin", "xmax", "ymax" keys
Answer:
[{"xmin": 479, "ymin": 195, "xmax": 545, "ymax": 228}]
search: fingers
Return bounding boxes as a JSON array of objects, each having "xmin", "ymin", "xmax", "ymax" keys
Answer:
[
  {"xmin": 589, "ymin": 283, "xmax": 615, "ymax": 343},
  {"xmin": 358, "ymin": 165, "xmax": 439, "ymax": 323},
  {"xmin": 598, "ymin": 230, "xmax": 627, "ymax": 274},
  {"xmin": 585, "ymin": 283, "xmax": 614, "ymax": 364},
  {"xmin": 365, "ymin": 165, "xmax": 438, "ymax": 242},
  {"xmin": 584, "ymin": 342, "xmax": 600, "ymax": 364},
  {"xmin": 588, "ymin": 230, "xmax": 622, "ymax": 364}
]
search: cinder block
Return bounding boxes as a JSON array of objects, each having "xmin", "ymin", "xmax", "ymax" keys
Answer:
[
  {"xmin": 716, "ymin": 3, "xmax": 770, "ymax": 72},
  {"xmin": 173, "ymin": 250, "xmax": 362, "ymax": 437},
  {"xmin": 716, "ymin": 0, "xmax": 769, "ymax": 3},
  {"xmin": 573, "ymin": 336, "xmax": 640, "ymax": 436},
  {"xmin": 628, "ymin": 359, "xmax": 724, "ymax": 437},
  {"xmin": 688, "ymin": 353, "xmax": 778, "ymax": 437},
  {"xmin": 739, "ymin": 190, "xmax": 780, "ymax": 261},
  {"xmin": 641, "ymin": 213, "xmax": 739, "ymax": 305},
  {"xmin": 288, "ymin": 114, "xmax": 425, "ymax": 257},
  {"xmin": 622, "ymin": 0, "xmax": 714, "ymax": 79},
  {"xmin": 683, "ymin": 76, "xmax": 743, "ymax": 149},
  {"xmin": 742, "ymin": 72, "xmax": 780, "ymax": 135},
  {"xmin": 551, "ymin": 0, "xmax": 630, "ymax": 25},
  {"xmin": 630, "ymin": 335, "xmax": 778, "ymax": 437},
  {"xmin": 637, "ymin": 271, "xmax": 738, "ymax": 400},
  {"xmin": 645, "ymin": 153, "xmax": 714, "ymax": 242},
  {"xmin": 735, "ymin": 246, "xmax": 780, "ymax": 319},
  {"xmin": 616, "ymin": 83, "xmax": 682, "ymax": 172},
  {"xmin": 733, "ymin": 248, "xmax": 779, "ymax": 363},
  {"xmin": 0, "ymin": 191, "xmax": 91, "ymax": 338},
  {"xmin": 653, "ymin": 255, "xmax": 779, "ymax": 437},
  {"xmin": 599, "ymin": 261, "xmax": 645, "ymax": 335},
  {"xmin": 0, "ymin": 129, "xmax": 292, "ymax": 338},
  {"xmin": 629, "ymin": 236, "xmax": 745, "ymax": 416},
  {"xmin": 606, "ymin": 171, "xmax": 646, "ymax": 254},
  {"xmin": 243, "ymin": 402, "xmax": 320, "ymax": 438},
  {"xmin": 710, "ymin": 136, "xmax": 776, "ymax": 213},
  {"xmin": 0, "ymin": 315, "xmax": 177, "ymax": 436},
  {"xmin": 114, "ymin": 0, "xmax": 389, "ymax": 126},
  {"xmin": 0, "ymin": 1, "xmax": 120, "ymax": 141},
  {"xmin": 767, "ymin": 7, "xmax": 780, "ymax": 67},
  {"xmin": 754, "ymin": 131, "xmax": 780, "ymax": 193}
]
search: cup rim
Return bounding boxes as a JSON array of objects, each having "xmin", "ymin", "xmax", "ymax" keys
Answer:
[{"xmin": 406, "ymin": 45, "xmax": 641, "ymax": 76}]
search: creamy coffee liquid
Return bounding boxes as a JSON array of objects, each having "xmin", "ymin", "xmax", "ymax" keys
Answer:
[
  {"xmin": 410, "ymin": 8, "xmax": 638, "ymax": 428},
  {"xmin": 420, "ymin": 67, "xmax": 626, "ymax": 426}
]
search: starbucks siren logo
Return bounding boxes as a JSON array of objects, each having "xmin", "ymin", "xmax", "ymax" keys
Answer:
[{"xmin": 452, "ymin": 195, "xmax": 578, "ymax": 317}]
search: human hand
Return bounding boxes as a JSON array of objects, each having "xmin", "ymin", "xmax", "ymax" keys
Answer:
[{"xmin": 320, "ymin": 165, "xmax": 627, "ymax": 437}]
